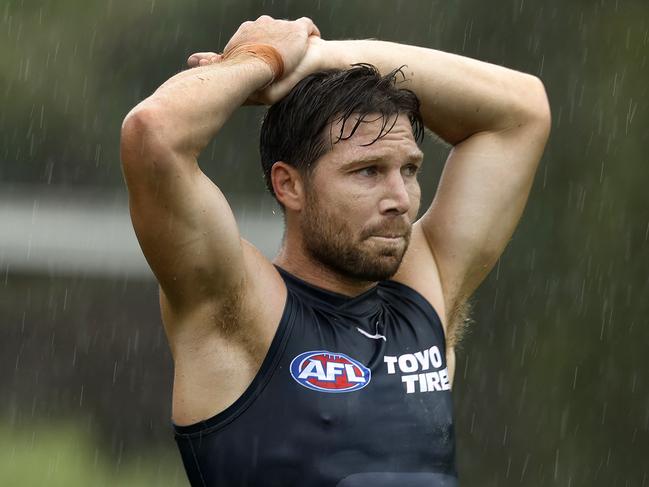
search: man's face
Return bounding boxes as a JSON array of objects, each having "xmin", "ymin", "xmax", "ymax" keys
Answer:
[{"xmin": 299, "ymin": 113, "xmax": 423, "ymax": 282}]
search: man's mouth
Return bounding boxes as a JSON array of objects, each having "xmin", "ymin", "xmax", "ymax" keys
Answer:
[{"xmin": 371, "ymin": 235, "xmax": 405, "ymax": 241}]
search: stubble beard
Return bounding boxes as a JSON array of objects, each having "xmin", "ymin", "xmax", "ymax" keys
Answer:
[{"xmin": 300, "ymin": 191, "xmax": 411, "ymax": 283}]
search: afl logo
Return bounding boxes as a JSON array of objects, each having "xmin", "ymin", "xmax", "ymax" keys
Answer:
[{"xmin": 290, "ymin": 350, "xmax": 371, "ymax": 393}]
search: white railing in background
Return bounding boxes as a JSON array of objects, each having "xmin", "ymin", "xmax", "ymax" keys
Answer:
[{"xmin": 0, "ymin": 184, "xmax": 284, "ymax": 279}]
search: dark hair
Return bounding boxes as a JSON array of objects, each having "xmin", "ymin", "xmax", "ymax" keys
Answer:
[{"xmin": 259, "ymin": 63, "xmax": 424, "ymax": 201}]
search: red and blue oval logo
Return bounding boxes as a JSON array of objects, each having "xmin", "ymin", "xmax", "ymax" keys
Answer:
[{"xmin": 290, "ymin": 350, "xmax": 371, "ymax": 393}]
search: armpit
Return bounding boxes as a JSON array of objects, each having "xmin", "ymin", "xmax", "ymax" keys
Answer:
[{"xmin": 446, "ymin": 298, "xmax": 474, "ymax": 350}]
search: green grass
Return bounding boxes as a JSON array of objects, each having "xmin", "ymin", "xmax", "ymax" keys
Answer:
[{"xmin": 0, "ymin": 421, "xmax": 188, "ymax": 487}]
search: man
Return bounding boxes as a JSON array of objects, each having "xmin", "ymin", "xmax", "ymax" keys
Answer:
[{"xmin": 120, "ymin": 15, "xmax": 550, "ymax": 487}]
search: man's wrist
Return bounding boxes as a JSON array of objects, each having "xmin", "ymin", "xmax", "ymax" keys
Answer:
[
  {"xmin": 321, "ymin": 40, "xmax": 355, "ymax": 71},
  {"xmin": 222, "ymin": 43, "xmax": 284, "ymax": 83},
  {"xmin": 218, "ymin": 53, "xmax": 276, "ymax": 91}
]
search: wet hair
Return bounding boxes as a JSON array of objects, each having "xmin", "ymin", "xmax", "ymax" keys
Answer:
[{"xmin": 259, "ymin": 63, "xmax": 424, "ymax": 202}]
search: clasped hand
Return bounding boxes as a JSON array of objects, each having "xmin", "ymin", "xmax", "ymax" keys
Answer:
[{"xmin": 187, "ymin": 15, "xmax": 327, "ymax": 105}]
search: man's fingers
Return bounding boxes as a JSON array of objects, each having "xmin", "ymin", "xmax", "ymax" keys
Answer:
[
  {"xmin": 187, "ymin": 52, "xmax": 219, "ymax": 67},
  {"xmin": 198, "ymin": 55, "xmax": 222, "ymax": 66},
  {"xmin": 296, "ymin": 16, "xmax": 321, "ymax": 38},
  {"xmin": 188, "ymin": 52, "xmax": 218, "ymax": 67}
]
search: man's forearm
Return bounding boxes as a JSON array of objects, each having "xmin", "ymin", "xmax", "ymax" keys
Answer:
[
  {"xmin": 124, "ymin": 57, "xmax": 273, "ymax": 158},
  {"xmin": 328, "ymin": 39, "xmax": 547, "ymax": 145}
]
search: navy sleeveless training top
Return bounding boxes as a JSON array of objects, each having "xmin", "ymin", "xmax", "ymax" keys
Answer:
[{"xmin": 174, "ymin": 265, "xmax": 457, "ymax": 486}]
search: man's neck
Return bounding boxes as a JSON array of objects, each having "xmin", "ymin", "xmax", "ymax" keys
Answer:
[{"xmin": 272, "ymin": 245, "xmax": 377, "ymax": 298}]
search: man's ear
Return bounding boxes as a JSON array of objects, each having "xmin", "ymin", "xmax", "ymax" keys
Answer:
[{"xmin": 271, "ymin": 162, "xmax": 306, "ymax": 211}]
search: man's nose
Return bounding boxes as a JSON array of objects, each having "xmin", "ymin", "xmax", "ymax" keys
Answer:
[{"xmin": 379, "ymin": 171, "xmax": 411, "ymax": 215}]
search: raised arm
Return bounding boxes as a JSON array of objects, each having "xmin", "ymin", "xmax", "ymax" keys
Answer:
[
  {"xmin": 326, "ymin": 40, "xmax": 551, "ymax": 343},
  {"xmin": 120, "ymin": 16, "xmax": 319, "ymax": 322}
]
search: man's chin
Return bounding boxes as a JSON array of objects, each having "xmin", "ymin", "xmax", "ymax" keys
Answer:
[
  {"xmin": 316, "ymin": 250, "xmax": 403, "ymax": 283},
  {"xmin": 353, "ymin": 250, "xmax": 405, "ymax": 281}
]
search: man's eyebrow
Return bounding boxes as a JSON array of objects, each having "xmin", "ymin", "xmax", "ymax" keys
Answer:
[{"xmin": 341, "ymin": 151, "xmax": 424, "ymax": 168}]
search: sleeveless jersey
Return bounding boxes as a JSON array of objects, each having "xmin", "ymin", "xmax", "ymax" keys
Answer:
[{"xmin": 174, "ymin": 265, "xmax": 458, "ymax": 486}]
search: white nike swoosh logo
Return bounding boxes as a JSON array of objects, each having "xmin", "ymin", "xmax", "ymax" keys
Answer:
[{"xmin": 356, "ymin": 327, "xmax": 387, "ymax": 341}]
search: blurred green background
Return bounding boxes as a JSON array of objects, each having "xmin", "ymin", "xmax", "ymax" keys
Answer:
[{"xmin": 1, "ymin": 0, "xmax": 647, "ymax": 485}]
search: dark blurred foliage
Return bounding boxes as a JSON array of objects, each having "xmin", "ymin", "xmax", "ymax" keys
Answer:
[{"xmin": 1, "ymin": 0, "xmax": 648, "ymax": 485}]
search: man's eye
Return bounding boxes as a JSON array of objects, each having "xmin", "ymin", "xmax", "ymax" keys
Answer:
[
  {"xmin": 403, "ymin": 164, "xmax": 419, "ymax": 176},
  {"xmin": 356, "ymin": 166, "xmax": 378, "ymax": 176}
]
